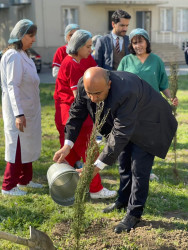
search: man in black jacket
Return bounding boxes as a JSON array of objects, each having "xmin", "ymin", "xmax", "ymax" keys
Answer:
[{"xmin": 53, "ymin": 67, "xmax": 177, "ymax": 233}]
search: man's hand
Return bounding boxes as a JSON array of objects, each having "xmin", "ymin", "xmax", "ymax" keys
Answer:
[
  {"xmin": 76, "ymin": 168, "xmax": 83, "ymax": 176},
  {"xmin": 15, "ymin": 116, "xmax": 26, "ymax": 132},
  {"xmin": 75, "ymin": 165, "xmax": 100, "ymax": 178},
  {"xmin": 92, "ymin": 166, "xmax": 100, "ymax": 178},
  {"xmin": 53, "ymin": 145, "xmax": 71, "ymax": 163}
]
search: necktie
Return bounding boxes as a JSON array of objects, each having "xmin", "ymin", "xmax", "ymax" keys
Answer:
[{"xmin": 116, "ymin": 37, "xmax": 120, "ymax": 53}]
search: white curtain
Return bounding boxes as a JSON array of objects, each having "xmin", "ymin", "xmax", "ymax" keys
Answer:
[
  {"xmin": 160, "ymin": 8, "xmax": 172, "ymax": 32},
  {"xmin": 177, "ymin": 9, "xmax": 188, "ymax": 32}
]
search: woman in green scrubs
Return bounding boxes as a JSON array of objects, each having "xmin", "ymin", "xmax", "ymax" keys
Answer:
[{"xmin": 118, "ymin": 28, "xmax": 178, "ymax": 103}]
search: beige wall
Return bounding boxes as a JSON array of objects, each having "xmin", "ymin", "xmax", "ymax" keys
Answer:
[
  {"xmin": 1, "ymin": 0, "xmax": 188, "ymax": 63},
  {"xmin": 33, "ymin": 0, "xmax": 82, "ymax": 62}
]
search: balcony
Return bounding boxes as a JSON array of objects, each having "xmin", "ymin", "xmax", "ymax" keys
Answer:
[
  {"xmin": 10, "ymin": 0, "xmax": 31, "ymax": 5},
  {"xmin": 85, "ymin": 0, "xmax": 168, "ymax": 5}
]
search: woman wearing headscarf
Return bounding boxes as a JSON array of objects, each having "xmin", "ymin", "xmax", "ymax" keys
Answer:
[
  {"xmin": 52, "ymin": 23, "xmax": 96, "ymax": 78},
  {"xmin": 52, "ymin": 24, "xmax": 80, "ymax": 78},
  {"xmin": 0, "ymin": 19, "xmax": 42, "ymax": 196},
  {"xmin": 54, "ymin": 30, "xmax": 117, "ymax": 199},
  {"xmin": 53, "ymin": 24, "xmax": 97, "ymax": 170},
  {"xmin": 117, "ymin": 28, "xmax": 178, "ymax": 181}
]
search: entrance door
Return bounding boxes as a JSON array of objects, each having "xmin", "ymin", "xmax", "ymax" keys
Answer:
[
  {"xmin": 108, "ymin": 11, "xmax": 115, "ymax": 32},
  {"xmin": 136, "ymin": 11, "xmax": 151, "ymax": 38}
]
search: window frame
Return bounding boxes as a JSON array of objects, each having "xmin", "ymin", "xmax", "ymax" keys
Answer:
[
  {"xmin": 160, "ymin": 7, "xmax": 173, "ymax": 32},
  {"xmin": 177, "ymin": 8, "xmax": 188, "ymax": 32},
  {"xmin": 61, "ymin": 6, "xmax": 79, "ymax": 39}
]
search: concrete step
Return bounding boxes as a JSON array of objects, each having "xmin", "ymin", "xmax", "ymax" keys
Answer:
[{"xmin": 151, "ymin": 43, "xmax": 185, "ymax": 65}]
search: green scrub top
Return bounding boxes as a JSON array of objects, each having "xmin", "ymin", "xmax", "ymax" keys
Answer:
[{"xmin": 117, "ymin": 53, "xmax": 168, "ymax": 93}]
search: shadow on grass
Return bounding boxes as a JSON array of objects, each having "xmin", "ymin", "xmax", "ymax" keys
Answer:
[
  {"xmin": 0, "ymin": 159, "xmax": 5, "ymax": 175},
  {"xmin": 146, "ymin": 187, "xmax": 188, "ymax": 220},
  {"xmin": 153, "ymin": 161, "xmax": 188, "ymax": 185},
  {"xmin": 140, "ymin": 218, "xmax": 188, "ymax": 231},
  {"xmin": 174, "ymin": 142, "xmax": 188, "ymax": 149}
]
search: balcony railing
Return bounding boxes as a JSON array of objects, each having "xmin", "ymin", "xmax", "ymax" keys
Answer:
[{"xmin": 151, "ymin": 31, "xmax": 188, "ymax": 49}]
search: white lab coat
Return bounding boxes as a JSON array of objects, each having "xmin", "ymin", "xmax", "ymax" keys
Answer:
[{"xmin": 0, "ymin": 49, "xmax": 41, "ymax": 163}]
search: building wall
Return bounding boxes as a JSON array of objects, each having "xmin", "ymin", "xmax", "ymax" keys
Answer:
[
  {"xmin": 0, "ymin": 3, "xmax": 36, "ymax": 50},
  {"xmin": 33, "ymin": 1, "xmax": 159, "ymax": 62},
  {"xmin": 0, "ymin": 0, "xmax": 188, "ymax": 63}
]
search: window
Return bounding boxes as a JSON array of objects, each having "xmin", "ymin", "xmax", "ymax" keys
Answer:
[
  {"xmin": 177, "ymin": 9, "xmax": 188, "ymax": 32},
  {"xmin": 160, "ymin": 8, "xmax": 172, "ymax": 32},
  {"xmin": 18, "ymin": 7, "xmax": 26, "ymax": 20},
  {"xmin": 61, "ymin": 7, "xmax": 78, "ymax": 37},
  {"xmin": 136, "ymin": 11, "xmax": 151, "ymax": 37}
]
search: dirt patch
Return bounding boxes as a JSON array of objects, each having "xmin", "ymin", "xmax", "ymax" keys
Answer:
[{"xmin": 52, "ymin": 216, "xmax": 188, "ymax": 250}]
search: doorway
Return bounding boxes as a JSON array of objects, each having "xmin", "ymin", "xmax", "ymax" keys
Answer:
[{"xmin": 108, "ymin": 11, "xmax": 115, "ymax": 32}]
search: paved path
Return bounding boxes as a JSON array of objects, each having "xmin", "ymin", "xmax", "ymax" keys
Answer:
[
  {"xmin": 39, "ymin": 64, "xmax": 188, "ymax": 84},
  {"xmin": 39, "ymin": 65, "xmax": 55, "ymax": 84},
  {"xmin": 165, "ymin": 64, "xmax": 188, "ymax": 76}
]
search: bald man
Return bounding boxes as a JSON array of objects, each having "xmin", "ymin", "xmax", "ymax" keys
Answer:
[{"xmin": 53, "ymin": 67, "xmax": 177, "ymax": 233}]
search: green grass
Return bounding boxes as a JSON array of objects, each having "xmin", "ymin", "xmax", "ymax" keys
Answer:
[{"xmin": 0, "ymin": 76, "xmax": 188, "ymax": 249}]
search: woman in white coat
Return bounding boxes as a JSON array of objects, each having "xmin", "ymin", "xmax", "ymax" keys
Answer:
[{"xmin": 1, "ymin": 19, "xmax": 42, "ymax": 196}]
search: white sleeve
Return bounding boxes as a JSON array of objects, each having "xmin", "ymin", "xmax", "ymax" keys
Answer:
[
  {"xmin": 6, "ymin": 53, "xmax": 24, "ymax": 116},
  {"xmin": 94, "ymin": 159, "xmax": 107, "ymax": 170},
  {"xmin": 52, "ymin": 66, "xmax": 59, "ymax": 78},
  {"xmin": 64, "ymin": 139, "xmax": 74, "ymax": 149}
]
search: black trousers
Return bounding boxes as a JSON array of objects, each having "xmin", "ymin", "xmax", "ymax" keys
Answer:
[{"xmin": 117, "ymin": 142, "xmax": 154, "ymax": 218}]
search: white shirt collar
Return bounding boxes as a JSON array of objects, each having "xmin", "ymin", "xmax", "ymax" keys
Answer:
[{"xmin": 111, "ymin": 31, "xmax": 123, "ymax": 41}]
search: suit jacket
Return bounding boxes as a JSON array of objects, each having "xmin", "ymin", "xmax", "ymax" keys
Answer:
[
  {"xmin": 94, "ymin": 33, "xmax": 129, "ymax": 70},
  {"xmin": 65, "ymin": 71, "xmax": 178, "ymax": 165}
]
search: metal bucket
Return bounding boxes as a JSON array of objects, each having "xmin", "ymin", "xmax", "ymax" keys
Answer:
[{"xmin": 47, "ymin": 163, "xmax": 79, "ymax": 206}]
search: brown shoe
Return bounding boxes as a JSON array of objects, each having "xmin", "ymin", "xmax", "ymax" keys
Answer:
[{"xmin": 114, "ymin": 214, "xmax": 140, "ymax": 233}]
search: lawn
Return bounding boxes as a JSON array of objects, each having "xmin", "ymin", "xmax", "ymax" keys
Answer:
[{"xmin": 0, "ymin": 76, "xmax": 187, "ymax": 249}]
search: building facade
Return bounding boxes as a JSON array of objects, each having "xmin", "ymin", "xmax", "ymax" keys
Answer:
[{"xmin": 0, "ymin": 0, "xmax": 188, "ymax": 63}]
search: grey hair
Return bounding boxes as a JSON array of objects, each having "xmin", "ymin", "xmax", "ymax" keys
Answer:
[{"xmin": 66, "ymin": 29, "xmax": 92, "ymax": 55}]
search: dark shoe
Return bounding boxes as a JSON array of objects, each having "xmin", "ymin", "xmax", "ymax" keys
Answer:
[
  {"xmin": 114, "ymin": 214, "xmax": 141, "ymax": 234},
  {"xmin": 102, "ymin": 201, "xmax": 126, "ymax": 213}
]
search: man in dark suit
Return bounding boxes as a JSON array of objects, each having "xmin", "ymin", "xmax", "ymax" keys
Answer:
[
  {"xmin": 94, "ymin": 9, "xmax": 131, "ymax": 70},
  {"xmin": 53, "ymin": 67, "xmax": 177, "ymax": 233}
]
